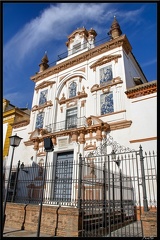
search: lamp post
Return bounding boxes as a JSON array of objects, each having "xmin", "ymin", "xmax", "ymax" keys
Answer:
[
  {"xmin": 37, "ymin": 138, "xmax": 54, "ymax": 237},
  {"xmin": 111, "ymin": 150, "xmax": 124, "ymax": 223},
  {"xmin": 3, "ymin": 134, "xmax": 22, "ymax": 232}
]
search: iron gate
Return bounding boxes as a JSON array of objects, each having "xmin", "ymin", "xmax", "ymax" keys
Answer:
[
  {"xmin": 77, "ymin": 146, "xmax": 157, "ymax": 237},
  {"xmin": 3, "ymin": 137, "xmax": 157, "ymax": 237}
]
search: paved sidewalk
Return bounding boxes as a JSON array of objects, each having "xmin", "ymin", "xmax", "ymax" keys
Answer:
[
  {"xmin": 3, "ymin": 227, "xmax": 55, "ymax": 237},
  {"xmin": 3, "ymin": 222, "xmax": 143, "ymax": 237}
]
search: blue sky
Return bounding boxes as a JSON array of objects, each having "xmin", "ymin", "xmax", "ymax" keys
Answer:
[{"xmin": 3, "ymin": 2, "xmax": 157, "ymax": 109}]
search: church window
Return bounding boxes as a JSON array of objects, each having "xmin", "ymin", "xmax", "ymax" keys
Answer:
[
  {"xmin": 100, "ymin": 65, "xmax": 113, "ymax": 85},
  {"xmin": 66, "ymin": 108, "xmax": 77, "ymax": 129},
  {"xmin": 69, "ymin": 82, "xmax": 77, "ymax": 98},
  {"xmin": 100, "ymin": 92, "xmax": 114, "ymax": 115}
]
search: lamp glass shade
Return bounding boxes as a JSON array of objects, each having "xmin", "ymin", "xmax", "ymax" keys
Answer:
[{"xmin": 9, "ymin": 134, "xmax": 22, "ymax": 147}]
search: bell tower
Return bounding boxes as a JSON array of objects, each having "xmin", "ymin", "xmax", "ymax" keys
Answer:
[{"xmin": 66, "ymin": 27, "xmax": 97, "ymax": 56}]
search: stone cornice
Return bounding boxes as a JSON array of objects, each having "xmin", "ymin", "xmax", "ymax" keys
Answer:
[
  {"xmin": 130, "ymin": 136, "xmax": 157, "ymax": 143},
  {"xmin": 90, "ymin": 54, "xmax": 122, "ymax": 70},
  {"xmin": 26, "ymin": 121, "xmax": 110, "ymax": 147},
  {"xmin": 31, "ymin": 100, "xmax": 53, "ymax": 112},
  {"xmin": 30, "ymin": 34, "xmax": 131, "ymax": 83},
  {"xmin": 35, "ymin": 80, "xmax": 56, "ymax": 92},
  {"xmin": 91, "ymin": 76, "xmax": 123, "ymax": 93},
  {"xmin": 125, "ymin": 80, "xmax": 157, "ymax": 99},
  {"xmin": 40, "ymin": 122, "xmax": 109, "ymax": 140},
  {"xmin": 11, "ymin": 119, "xmax": 30, "ymax": 129},
  {"xmin": 109, "ymin": 120, "xmax": 132, "ymax": 130},
  {"xmin": 23, "ymin": 120, "xmax": 132, "ymax": 147},
  {"xmin": 57, "ymin": 92, "xmax": 88, "ymax": 105}
]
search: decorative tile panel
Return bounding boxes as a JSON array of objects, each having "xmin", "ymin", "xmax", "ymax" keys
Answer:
[
  {"xmin": 39, "ymin": 90, "xmax": 48, "ymax": 105},
  {"xmin": 35, "ymin": 112, "xmax": 45, "ymax": 129},
  {"xmin": 100, "ymin": 92, "xmax": 114, "ymax": 115},
  {"xmin": 100, "ymin": 65, "xmax": 113, "ymax": 84}
]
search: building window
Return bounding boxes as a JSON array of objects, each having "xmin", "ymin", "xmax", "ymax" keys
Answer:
[
  {"xmin": 100, "ymin": 65, "xmax": 113, "ymax": 85},
  {"xmin": 69, "ymin": 82, "xmax": 77, "ymax": 98},
  {"xmin": 100, "ymin": 92, "xmax": 114, "ymax": 115},
  {"xmin": 73, "ymin": 42, "xmax": 81, "ymax": 54},
  {"xmin": 39, "ymin": 90, "xmax": 48, "ymax": 105},
  {"xmin": 35, "ymin": 112, "xmax": 45, "ymax": 129},
  {"xmin": 66, "ymin": 108, "xmax": 77, "ymax": 129}
]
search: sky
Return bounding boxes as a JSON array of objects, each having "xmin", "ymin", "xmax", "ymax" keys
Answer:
[{"xmin": 3, "ymin": 2, "xmax": 157, "ymax": 109}]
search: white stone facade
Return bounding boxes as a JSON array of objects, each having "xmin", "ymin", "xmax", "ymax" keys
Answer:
[
  {"xmin": 4, "ymin": 18, "xmax": 157, "ymax": 214},
  {"xmin": 7, "ymin": 22, "xmax": 156, "ymax": 167}
]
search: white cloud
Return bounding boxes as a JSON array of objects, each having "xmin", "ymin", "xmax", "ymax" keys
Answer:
[
  {"xmin": 141, "ymin": 59, "xmax": 157, "ymax": 67},
  {"xmin": 4, "ymin": 3, "xmax": 109, "ymax": 64},
  {"xmin": 3, "ymin": 3, "xmax": 148, "ymax": 108},
  {"xmin": 4, "ymin": 3, "xmax": 145, "ymax": 66}
]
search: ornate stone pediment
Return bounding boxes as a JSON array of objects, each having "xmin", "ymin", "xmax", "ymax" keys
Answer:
[
  {"xmin": 35, "ymin": 80, "xmax": 55, "ymax": 92},
  {"xmin": 90, "ymin": 54, "xmax": 122, "ymax": 70},
  {"xmin": 31, "ymin": 100, "xmax": 53, "ymax": 112},
  {"xmin": 91, "ymin": 76, "xmax": 123, "ymax": 93},
  {"xmin": 58, "ymin": 89, "xmax": 88, "ymax": 105}
]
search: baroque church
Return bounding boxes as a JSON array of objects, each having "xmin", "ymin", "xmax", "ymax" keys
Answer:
[
  {"xmin": 6, "ymin": 17, "xmax": 156, "ymax": 167},
  {"xmin": 4, "ymin": 17, "xmax": 157, "ymax": 237}
]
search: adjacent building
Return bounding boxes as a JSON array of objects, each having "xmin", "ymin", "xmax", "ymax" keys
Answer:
[{"xmin": 3, "ymin": 98, "xmax": 30, "ymax": 160}]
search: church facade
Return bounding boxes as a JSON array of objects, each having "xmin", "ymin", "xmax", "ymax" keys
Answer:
[
  {"xmin": 7, "ymin": 17, "xmax": 156, "ymax": 167},
  {"xmin": 4, "ymin": 17, "xmax": 157, "ymax": 237}
]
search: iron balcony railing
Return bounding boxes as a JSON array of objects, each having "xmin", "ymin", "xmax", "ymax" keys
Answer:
[{"xmin": 45, "ymin": 116, "xmax": 87, "ymax": 133}]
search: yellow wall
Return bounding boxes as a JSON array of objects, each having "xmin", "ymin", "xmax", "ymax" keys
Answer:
[{"xmin": 3, "ymin": 113, "xmax": 15, "ymax": 158}]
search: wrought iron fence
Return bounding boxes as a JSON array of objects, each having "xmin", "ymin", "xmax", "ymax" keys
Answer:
[{"xmin": 3, "ymin": 146, "xmax": 157, "ymax": 237}]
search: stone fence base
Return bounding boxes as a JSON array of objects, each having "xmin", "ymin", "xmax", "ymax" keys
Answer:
[
  {"xmin": 4, "ymin": 203, "xmax": 82, "ymax": 237},
  {"xmin": 141, "ymin": 209, "xmax": 157, "ymax": 237}
]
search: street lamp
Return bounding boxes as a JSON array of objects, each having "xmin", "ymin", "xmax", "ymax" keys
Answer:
[
  {"xmin": 3, "ymin": 134, "xmax": 22, "ymax": 232},
  {"xmin": 37, "ymin": 138, "xmax": 54, "ymax": 237},
  {"xmin": 112, "ymin": 150, "xmax": 124, "ymax": 223}
]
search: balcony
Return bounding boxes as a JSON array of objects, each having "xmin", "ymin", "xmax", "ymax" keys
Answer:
[{"xmin": 45, "ymin": 116, "xmax": 87, "ymax": 134}]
